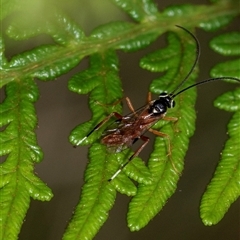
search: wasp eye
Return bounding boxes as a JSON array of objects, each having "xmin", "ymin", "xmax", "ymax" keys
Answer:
[{"xmin": 170, "ymin": 100, "xmax": 175, "ymax": 108}]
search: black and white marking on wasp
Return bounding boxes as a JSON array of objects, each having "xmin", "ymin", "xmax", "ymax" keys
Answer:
[{"xmin": 77, "ymin": 25, "xmax": 240, "ymax": 181}]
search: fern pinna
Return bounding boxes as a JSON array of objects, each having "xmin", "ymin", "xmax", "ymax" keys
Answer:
[{"xmin": 0, "ymin": 0, "xmax": 239, "ymax": 239}]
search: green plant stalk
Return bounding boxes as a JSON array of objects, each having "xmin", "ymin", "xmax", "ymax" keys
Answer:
[{"xmin": 0, "ymin": 1, "xmax": 239, "ymax": 87}]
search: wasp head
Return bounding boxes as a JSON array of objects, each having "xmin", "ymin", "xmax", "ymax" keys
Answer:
[
  {"xmin": 149, "ymin": 93, "xmax": 175, "ymax": 116},
  {"xmin": 158, "ymin": 92, "xmax": 175, "ymax": 108}
]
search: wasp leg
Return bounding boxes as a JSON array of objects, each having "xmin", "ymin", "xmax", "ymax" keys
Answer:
[
  {"xmin": 95, "ymin": 97, "xmax": 124, "ymax": 108},
  {"xmin": 147, "ymin": 92, "xmax": 152, "ymax": 102},
  {"xmin": 77, "ymin": 112, "xmax": 123, "ymax": 146},
  {"xmin": 148, "ymin": 128, "xmax": 171, "ymax": 155},
  {"xmin": 92, "ymin": 112, "xmax": 122, "ymax": 132},
  {"xmin": 162, "ymin": 116, "xmax": 179, "ymax": 133},
  {"xmin": 148, "ymin": 128, "xmax": 180, "ymax": 175},
  {"xmin": 97, "ymin": 96, "xmax": 137, "ymax": 115},
  {"xmin": 163, "ymin": 116, "xmax": 178, "ymax": 122},
  {"xmin": 126, "ymin": 94, "xmax": 153, "ymax": 116},
  {"xmin": 125, "ymin": 97, "xmax": 137, "ymax": 115},
  {"xmin": 108, "ymin": 135, "xmax": 150, "ymax": 181}
]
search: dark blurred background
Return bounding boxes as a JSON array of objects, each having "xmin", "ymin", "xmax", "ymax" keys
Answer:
[{"xmin": 1, "ymin": 0, "xmax": 239, "ymax": 239}]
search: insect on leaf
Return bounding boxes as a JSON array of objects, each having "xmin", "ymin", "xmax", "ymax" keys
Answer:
[
  {"xmin": 69, "ymin": 50, "xmax": 123, "ymax": 146},
  {"xmin": 66, "ymin": 44, "xmax": 155, "ymax": 238},
  {"xmin": 127, "ymin": 27, "xmax": 198, "ymax": 231}
]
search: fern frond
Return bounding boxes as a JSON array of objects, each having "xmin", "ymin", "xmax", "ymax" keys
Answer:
[
  {"xmin": 200, "ymin": 89, "xmax": 240, "ymax": 225},
  {"xmin": 210, "ymin": 32, "xmax": 240, "ymax": 55},
  {"xmin": 0, "ymin": 79, "xmax": 53, "ymax": 239},
  {"xmin": 200, "ymin": 31, "xmax": 240, "ymax": 226},
  {"xmin": 63, "ymin": 143, "xmax": 117, "ymax": 240},
  {"xmin": 0, "ymin": 0, "xmax": 239, "ymax": 239},
  {"xmin": 112, "ymin": 0, "xmax": 159, "ymax": 22}
]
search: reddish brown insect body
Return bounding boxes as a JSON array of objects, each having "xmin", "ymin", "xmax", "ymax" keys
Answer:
[
  {"xmin": 82, "ymin": 93, "xmax": 176, "ymax": 181},
  {"xmin": 77, "ymin": 25, "xmax": 240, "ymax": 181},
  {"xmin": 101, "ymin": 101, "xmax": 165, "ymax": 152}
]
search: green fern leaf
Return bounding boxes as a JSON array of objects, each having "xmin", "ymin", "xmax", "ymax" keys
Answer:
[
  {"xmin": 1, "ymin": 0, "xmax": 239, "ymax": 239},
  {"xmin": 210, "ymin": 59, "xmax": 240, "ymax": 79},
  {"xmin": 210, "ymin": 32, "xmax": 240, "ymax": 56},
  {"xmin": 8, "ymin": 45, "xmax": 81, "ymax": 80},
  {"xmin": 210, "ymin": 31, "xmax": 240, "ymax": 79},
  {"xmin": 0, "ymin": 0, "xmax": 20, "ymax": 20},
  {"xmin": 162, "ymin": 4, "xmax": 195, "ymax": 19},
  {"xmin": 112, "ymin": 172, "xmax": 138, "ymax": 196},
  {"xmin": 199, "ymin": 15, "xmax": 235, "ymax": 32},
  {"xmin": 200, "ymin": 30, "xmax": 240, "ymax": 226},
  {"xmin": 6, "ymin": 7, "xmax": 85, "ymax": 44},
  {"xmin": 0, "ymin": 78, "xmax": 53, "ymax": 239},
  {"xmin": 127, "ymin": 27, "xmax": 198, "ymax": 230},
  {"xmin": 198, "ymin": 1, "xmax": 238, "ymax": 31},
  {"xmin": 90, "ymin": 21, "xmax": 158, "ymax": 52},
  {"xmin": 200, "ymin": 88, "xmax": 240, "ymax": 225},
  {"xmin": 66, "ymin": 45, "xmax": 155, "ymax": 238},
  {"xmin": 69, "ymin": 50, "xmax": 123, "ymax": 146},
  {"xmin": 63, "ymin": 143, "xmax": 117, "ymax": 240},
  {"xmin": 112, "ymin": 0, "xmax": 158, "ymax": 22},
  {"xmin": 1, "ymin": 3, "xmax": 85, "ymax": 87},
  {"xmin": 161, "ymin": 1, "xmax": 239, "ymax": 32},
  {"xmin": 214, "ymin": 88, "xmax": 240, "ymax": 112},
  {"xmin": 69, "ymin": 50, "xmax": 152, "ymax": 183},
  {"xmin": 0, "ymin": 37, "xmax": 12, "ymax": 87},
  {"xmin": 4, "ymin": 7, "xmax": 84, "ymax": 82},
  {"xmin": 0, "ymin": 37, "xmax": 7, "ymax": 69},
  {"xmin": 63, "ymin": 142, "xmax": 151, "ymax": 239},
  {"xmin": 140, "ymin": 31, "xmax": 182, "ymax": 93}
]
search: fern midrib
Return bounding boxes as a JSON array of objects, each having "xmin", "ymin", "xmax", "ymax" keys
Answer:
[{"xmin": 1, "ymin": 1, "xmax": 239, "ymax": 87}]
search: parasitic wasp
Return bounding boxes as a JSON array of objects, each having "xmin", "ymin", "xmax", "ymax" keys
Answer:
[{"xmin": 77, "ymin": 25, "xmax": 240, "ymax": 181}]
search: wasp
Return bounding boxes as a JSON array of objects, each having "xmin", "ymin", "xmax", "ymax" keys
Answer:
[{"xmin": 77, "ymin": 25, "xmax": 240, "ymax": 181}]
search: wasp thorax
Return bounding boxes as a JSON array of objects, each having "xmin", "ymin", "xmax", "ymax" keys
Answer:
[
  {"xmin": 152, "ymin": 100, "xmax": 167, "ymax": 114},
  {"xmin": 151, "ymin": 100, "xmax": 167, "ymax": 115}
]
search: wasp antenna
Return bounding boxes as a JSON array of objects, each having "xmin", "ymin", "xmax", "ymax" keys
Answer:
[
  {"xmin": 108, "ymin": 169, "xmax": 122, "ymax": 182},
  {"xmin": 170, "ymin": 25, "xmax": 200, "ymax": 95},
  {"xmin": 74, "ymin": 128, "xmax": 97, "ymax": 147},
  {"xmin": 74, "ymin": 136, "xmax": 88, "ymax": 147},
  {"xmin": 108, "ymin": 158, "xmax": 131, "ymax": 181},
  {"xmin": 172, "ymin": 77, "xmax": 240, "ymax": 98}
]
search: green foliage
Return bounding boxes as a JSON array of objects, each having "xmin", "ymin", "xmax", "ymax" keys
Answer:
[
  {"xmin": 210, "ymin": 32, "xmax": 240, "ymax": 79},
  {"xmin": 112, "ymin": 0, "xmax": 159, "ymax": 22},
  {"xmin": 210, "ymin": 32, "xmax": 240, "ymax": 55},
  {"xmin": 0, "ymin": 79, "xmax": 53, "ymax": 239},
  {"xmin": 0, "ymin": 0, "xmax": 239, "ymax": 239},
  {"xmin": 63, "ymin": 143, "xmax": 117, "ymax": 240},
  {"xmin": 200, "ymin": 90, "xmax": 240, "ymax": 225},
  {"xmin": 200, "ymin": 32, "xmax": 240, "ymax": 226}
]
